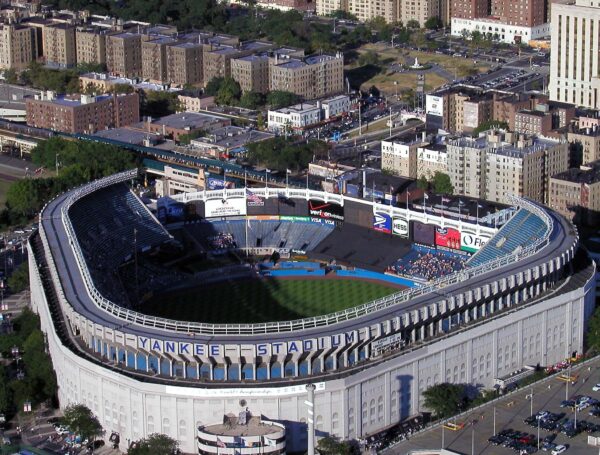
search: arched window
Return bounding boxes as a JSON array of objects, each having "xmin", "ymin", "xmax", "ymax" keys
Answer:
[
  {"xmin": 369, "ymin": 399, "xmax": 376, "ymax": 425},
  {"xmin": 377, "ymin": 396, "xmax": 384, "ymax": 421},
  {"xmin": 132, "ymin": 411, "xmax": 139, "ymax": 435},
  {"xmin": 332, "ymin": 413, "xmax": 339, "ymax": 431},
  {"xmin": 179, "ymin": 420, "xmax": 187, "ymax": 438},
  {"xmin": 163, "ymin": 418, "xmax": 171, "ymax": 435},
  {"xmin": 147, "ymin": 416, "xmax": 154, "ymax": 434}
]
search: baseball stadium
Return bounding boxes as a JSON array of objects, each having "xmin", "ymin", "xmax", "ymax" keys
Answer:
[{"xmin": 29, "ymin": 169, "xmax": 595, "ymax": 454}]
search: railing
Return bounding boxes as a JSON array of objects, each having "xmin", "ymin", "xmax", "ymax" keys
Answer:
[{"xmin": 51, "ymin": 171, "xmax": 566, "ymax": 336}]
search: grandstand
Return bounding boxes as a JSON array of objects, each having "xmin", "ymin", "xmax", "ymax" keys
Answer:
[{"xmin": 467, "ymin": 208, "xmax": 549, "ymax": 267}]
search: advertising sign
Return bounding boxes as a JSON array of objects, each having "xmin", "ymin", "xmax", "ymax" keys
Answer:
[
  {"xmin": 426, "ymin": 94, "xmax": 444, "ymax": 117},
  {"xmin": 412, "ymin": 221, "xmax": 435, "ymax": 246},
  {"xmin": 157, "ymin": 197, "xmax": 185, "ymax": 223},
  {"xmin": 246, "ymin": 189, "xmax": 264, "ymax": 207},
  {"xmin": 308, "ymin": 200, "xmax": 344, "ymax": 222},
  {"xmin": 392, "ymin": 217, "xmax": 409, "ymax": 238},
  {"xmin": 461, "ymin": 232, "xmax": 490, "ymax": 253},
  {"xmin": 435, "ymin": 227, "xmax": 461, "ymax": 250},
  {"xmin": 373, "ymin": 212, "xmax": 392, "ymax": 233},
  {"xmin": 205, "ymin": 198, "xmax": 247, "ymax": 218}
]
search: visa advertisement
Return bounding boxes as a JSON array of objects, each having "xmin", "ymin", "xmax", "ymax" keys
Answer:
[
  {"xmin": 435, "ymin": 227, "xmax": 461, "ymax": 250},
  {"xmin": 373, "ymin": 212, "xmax": 392, "ymax": 233}
]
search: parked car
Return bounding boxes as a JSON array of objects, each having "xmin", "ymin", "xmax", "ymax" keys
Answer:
[{"xmin": 551, "ymin": 445, "xmax": 567, "ymax": 455}]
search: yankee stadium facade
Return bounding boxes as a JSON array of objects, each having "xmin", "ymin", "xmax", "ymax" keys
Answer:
[{"xmin": 29, "ymin": 170, "xmax": 596, "ymax": 453}]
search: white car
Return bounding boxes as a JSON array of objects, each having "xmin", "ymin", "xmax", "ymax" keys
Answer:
[
  {"xmin": 592, "ymin": 383, "xmax": 600, "ymax": 392},
  {"xmin": 552, "ymin": 445, "xmax": 567, "ymax": 455}
]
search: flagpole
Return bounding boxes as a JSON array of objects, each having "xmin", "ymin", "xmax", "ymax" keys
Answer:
[
  {"xmin": 477, "ymin": 204, "xmax": 479, "ymax": 225},
  {"xmin": 244, "ymin": 171, "xmax": 247, "ymax": 189}
]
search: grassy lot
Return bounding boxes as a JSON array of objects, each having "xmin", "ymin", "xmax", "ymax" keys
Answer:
[
  {"xmin": 0, "ymin": 177, "xmax": 12, "ymax": 210},
  {"xmin": 347, "ymin": 43, "xmax": 491, "ymax": 95},
  {"xmin": 143, "ymin": 278, "xmax": 400, "ymax": 323}
]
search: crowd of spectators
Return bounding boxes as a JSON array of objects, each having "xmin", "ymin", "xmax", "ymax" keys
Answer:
[
  {"xmin": 391, "ymin": 249, "xmax": 466, "ymax": 281},
  {"xmin": 208, "ymin": 232, "xmax": 237, "ymax": 250}
]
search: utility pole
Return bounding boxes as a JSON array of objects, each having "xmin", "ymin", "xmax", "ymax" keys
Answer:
[
  {"xmin": 493, "ymin": 406, "xmax": 496, "ymax": 436},
  {"xmin": 55, "ymin": 153, "xmax": 60, "ymax": 176}
]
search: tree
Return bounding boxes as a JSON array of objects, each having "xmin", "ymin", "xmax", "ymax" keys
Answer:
[
  {"xmin": 247, "ymin": 137, "xmax": 327, "ymax": 172},
  {"xmin": 327, "ymin": 10, "xmax": 358, "ymax": 21},
  {"xmin": 128, "ymin": 434, "xmax": 179, "ymax": 455},
  {"xmin": 0, "ymin": 365, "xmax": 11, "ymax": 415},
  {"xmin": 215, "ymin": 77, "xmax": 242, "ymax": 106},
  {"xmin": 472, "ymin": 120, "xmax": 509, "ymax": 136},
  {"xmin": 424, "ymin": 16, "xmax": 443, "ymax": 30},
  {"xmin": 432, "ymin": 171, "xmax": 453, "ymax": 194},
  {"xmin": 257, "ymin": 112, "xmax": 265, "ymax": 130},
  {"xmin": 266, "ymin": 90, "xmax": 299, "ymax": 109},
  {"xmin": 407, "ymin": 19, "xmax": 421, "ymax": 29},
  {"xmin": 2, "ymin": 69, "xmax": 18, "ymax": 85},
  {"xmin": 7, "ymin": 261, "xmax": 28, "ymax": 293},
  {"xmin": 357, "ymin": 50, "xmax": 380, "ymax": 66},
  {"xmin": 586, "ymin": 305, "xmax": 600, "ymax": 352},
  {"xmin": 317, "ymin": 436, "xmax": 359, "ymax": 455},
  {"xmin": 141, "ymin": 91, "xmax": 181, "ymax": 118},
  {"xmin": 179, "ymin": 129, "xmax": 207, "ymax": 145},
  {"xmin": 417, "ymin": 175, "xmax": 429, "ymax": 190},
  {"xmin": 422, "ymin": 383, "xmax": 468, "ymax": 418},
  {"xmin": 239, "ymin": 91, "xmax": 265, "ymax": 110},
  {"xmin": 204, "ymin": 77, "xmax": 225, "ymax": 96},
  {"xmin": 63, "ymin": 404, "xmax": 104, "ymax": 442}
]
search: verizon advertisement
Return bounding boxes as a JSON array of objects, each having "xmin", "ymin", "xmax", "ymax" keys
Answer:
[
  {"xmin": 205, "ymin": 198, "xmax": 247, "ymax": 218},
  {"xmin": 435, "ymin": 227, "xmax": 461, "ymax": 250},
  {"xmin": 308, "ymin": 199, "xmax": 345, "ymax": 222},
  {"xmin": 392, "ymin": 217, "xmax": 409, "ymax": 238},
  {"xmin": 461, "ymin": 232, "xmax": 490, "ymax": 253}
]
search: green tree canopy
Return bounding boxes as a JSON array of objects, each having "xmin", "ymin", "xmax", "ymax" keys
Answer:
[
  {"xmin": 407, "ymin": 19, "xmax": 421, "ymax": 29},
  {"xmin": 128, "ymin": 434, "xmax": 179, "ymax": 455},
  {"xmin": 358, "ymin": 50, "xmax": 380, "ymax": 66},
  {"xmin": 417, "ymin": 175, "xmax": 429, "ymax": 190},
  {"xmin": 247, "ymin": 137, "xmax": 327, "ymax": 172},
  {"xmin": 473, "ymin": 120, "xmax": 509, "ymax": 136},
  {"xmin": 422, "ymin": 383, "xmax": 468, "ymax": 418},
  {"xmin": 215, "ymin": 77, "xmax": 242, "ymax": 106},
  {"xmin": 424, "ymin": 16, "xmax": 443, "ymax": 30},
  {"xmin": 239, "ymin": 91, "xmax": 265, "ymax": 110},
  {"xmin": 266, "ymin": 91, "xmax": 300, "ymax": 109},
  {"xmin": 317, "ymin": 436, "xmax": 359, "ymax": 455},
  {"xmin": 204, "ymin": 77, "xmax": 225, "ymax": 96},
  {"xmin": 7, "ymin": 261, "xmax": 28, "ymax": 293},
  {"xmin": 432, "ymin": 171, "xmax": 453, "ymax": 194},
  {"xmin": 141, "ymin": 91, "xmax": 181, "ymax": 118},
  {"xmin": 63, "ymin": 404, "xmax": 104, "ymax": 441}
]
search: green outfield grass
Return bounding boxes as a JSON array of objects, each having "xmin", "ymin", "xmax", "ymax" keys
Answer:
[{"xmin": 143, "ymin": 278, "xmax": 400, "ymax": 324}]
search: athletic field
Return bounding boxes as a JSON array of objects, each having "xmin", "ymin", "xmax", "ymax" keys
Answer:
[{"xmin": 143, "ymin": 278, "xmax": 401, "ymax": 324}]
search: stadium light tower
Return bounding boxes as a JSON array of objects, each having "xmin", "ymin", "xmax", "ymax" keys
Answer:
[{"xmin": 306, "ymin": 384, "xmax": 316, "ymax": 455}]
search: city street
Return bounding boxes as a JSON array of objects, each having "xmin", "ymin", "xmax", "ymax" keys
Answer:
[{"xmin": 387, "ymin": 358, "xmax": 600, "ymax": 455}]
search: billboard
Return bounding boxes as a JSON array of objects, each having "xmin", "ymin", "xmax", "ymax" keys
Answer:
[
  {"xmin": 412, "ymin": 221, "xmax": 435, "ymax": 246},
  {"xmin": 461, "ymin": 232, "xmax": 491, "ymax": 253},
  {"xmin": 157, "ymin": 197, "xmax": 185, "ymax": 223},
  {"xmin": 205, "ymin": 198, "xmax": 247, "ymax": 218},
  {"xmin": 308, "ymin": 199, "xmax": 344, "ymax": 222},
  {"xmin": 435, "ymin": 227, "xmax": 461, "ymax": 250},
  {"xmin": 373, "ymin": 212, "xmax": 392, "ymax": 233},
  {"xmin": 207, "ymin": 178, "xmax": 234, "ymax": 190},
  {"xmin": 426, "ymin": 94, "xmax": 444, "ymax": 117},
  {"xmin": 392, "ymin": 217, "xmax": 409, "ymax": 238}
]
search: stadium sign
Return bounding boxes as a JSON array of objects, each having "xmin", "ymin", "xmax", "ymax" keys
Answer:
[
  {"xmin": 371, "ymin": 333, "xmax": 404, "ymax": 356},
  {"xmin": 392, "ymin": 217, "xmax": 409, "ymax": 238},
  {"xmin": 461, "ymin": 232, "xmax": 490, "ymax": 253},
  {"xmin": 435, "ymin": 227, "xmax": 461, "ymax": 250},
  {"xmin": 137, "ymin": 331, "xmax": 359, "ymax": 357},
  {"xmin": 308, "ymin": 200, "xmax": 344, "ymax": 222},
  {"xmin": 205, "ymin": 198, "xmax": 247, "ymax": 218},
  {"xmin": 373, "ymin": 212, "xmax": 392, "ymax": 233}
]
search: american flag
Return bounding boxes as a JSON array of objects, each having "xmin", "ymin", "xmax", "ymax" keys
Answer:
[
  {"xmin": 246, "ymin": 189, "xmax": 263, "ymax": 204},
  {"xmin": 441, "ymin": 197, "xmax": 451, "ymax": 203}
]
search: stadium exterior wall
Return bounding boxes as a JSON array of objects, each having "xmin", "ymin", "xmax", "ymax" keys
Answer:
[{"xmin": 29, "ymin": 245, "xmax": 596, "ymax": 453}]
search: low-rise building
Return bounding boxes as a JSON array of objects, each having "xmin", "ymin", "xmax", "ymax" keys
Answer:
[
  {"xmin": 381, "ymin": 136, "xmax": 425, "ymax": 179},
  {"xmin": 321, "ymin": 94, "xmax": 351, "ymax": 119},
  {"xmin": 25, "ymin": 91, "xmax": 140, "ymax": 134},
  {"xmin": 189, "ymin": 126, "xmax": 274, "ymax": 158},
  {"xmin": 177, "ymin": 93, "xmax": 216, "ymax": 112},
  {"xmin": 268, "ymin": 102, "xmax": 321, "ymax": 133},
  {"xmin": 451, "ymin": 17, "xmax": 550, "ymax": 45},
  {"xmin": 138, "ymin": 112, "xmax": 231, "ymax": 141},
  {"xmin": 549, "ymin": 161, "xmax": 600, "ymax": 225}
]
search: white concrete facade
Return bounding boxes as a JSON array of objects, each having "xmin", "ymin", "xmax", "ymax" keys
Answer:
[{"xmin": 451, "ymin": 17, "xmax": 550, "ymax": 44}]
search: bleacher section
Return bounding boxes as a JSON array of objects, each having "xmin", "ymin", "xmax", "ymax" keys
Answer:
[
  {"xmin": 69, "ymin": 184, "xmax": 172, "ymax": 303},
  {"xmin": 468, "ymin": 208, "xmax": 548, "ymax": 267},
  {"xmin": 184, "ymin": 220, "xmax": 334, "ymax": 251},
  {"xmin": 392, "ymin": 246, "xmax": 466, "ymax": 282}
]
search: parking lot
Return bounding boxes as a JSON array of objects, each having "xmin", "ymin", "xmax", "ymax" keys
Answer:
[{"xmin": 387, "ymin": 357, "xmax": 600, "ymax": 455}]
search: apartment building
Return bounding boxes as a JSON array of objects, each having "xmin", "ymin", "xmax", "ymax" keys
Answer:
[
  {"xmin": 549, "ymin": 0, "xmax": 600, "ymax": 109},
  {"xmin": 25, "ymin": 91, "xmax": 140, "ymax": 134},
  {"xmin": 75, "ymin": 27, "xmax": 106, "ymax": 65},
  {"xmin": 417, "ymin": 143, "xmax": 448, "ymax": 179},
  {"xmin": 447, "ymin": 131, "xmax": 569, "ymax": 204},
  {"xmin": 514, "ymin": 110, "xmax": 552, "ymax": 135},
  {"xmin": 141, "ymin": 36, "xmax": 178, "ymax": 83},
  {"xmin": 105, "ymin": 32, "xmax": 142, "ymax": 77},
  {"xmin": 568, "ymin": 126, "xmax": 600, "ymax": 165},
  {"xmin": 44, "ymin": 23, "xmax": 76, "ymax": 68},
  {"xmin": 21, "ymin": 17, "xmax": 53, "ymax": 59},
  {"xmin": 381, "ymin": 138, "xmax": 424, "ymax": 178},
  {"xmin": 166, "ymin": 41, "xmax": 204, "ymax": 87},
  {"xmin": 316, "ymin": 0, "xmax": 348, "ymax": 16},
  {"xmin": 203, "ymin": 41, "xmax": 273, "ymax": 85},
  {"xmin": 449, "ymin": 0, "xmax": 489, "ymax": 20},
  {"xmin": 270, "ymin": 53, "xmax": 344, "ymax": 100},
  {"xmin": 348, "ymin": 0, "xmax": 397, "ymax": 23},
  {"xmin": 548, "ymin": 161, "xmax": 600, "ymax": 225},
  {"xmin": 230, "ymin": 54, "xmax": 270, "ymax": 94},
  {"xmin": 491, "ymin": 0, "xmax": 546, "ymax": 27},
  {"xmin": 0, "ymin": 23, "xmax": 37, "ymax": 70},
  {"xmin": 398, "ymin": 0, "xmax": 440, "ymax": 27}
]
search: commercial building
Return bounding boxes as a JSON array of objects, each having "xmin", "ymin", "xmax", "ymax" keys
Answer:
[
  {"xmin": 139, "ymin": 112, "xmax": 231, "ymax": 141},
  {"xmin": 105, "ymin": 32, "xmax": 142, "ymax": 77},
  {"xmin": 447, "ymin": 131, "xmax": 569, "ymax": 204},
  {"xmin": 0, "ymin": 23, "xmax": 37, "ymax": 70},
  {"xmin": 75, "ymin": 27, "xmax": 107, "ymax": 65},
  {"xmin": 268, "ymin": 102, "xmax": 321, "ymax": 133},
  {"xmin": 25, "ymin": 91, "xmax": 140, "ymax": 134},
  {"xmin": 141, "ymin": 36, "xmax": 178, "ymax": 83},
  {"xmin": 270, "ymin": 53, "xmax": 344, "ymax": 100},
  {"xmin": 549, "ymin": 0, "xmax": 600, "ymax": 109},
  {"xmin": 189, "ymin": 126, "xmax": 274, "ymax": 158},
  {"xmin": 451, "ymin": 17, "xmax": 550, "ymax": 44},
  {"xmin": 549, "ymin": 161, "xmax": 600, "ymax": 225},
  {"xmin": 43, "ymin": 23, "xmax": 76, "ymax": 68},
  {"xmin": 165, "ymin": 41, "xmax": 204, "ymax": 87}
]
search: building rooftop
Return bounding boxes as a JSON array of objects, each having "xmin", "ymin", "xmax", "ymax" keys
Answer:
[
  {"xmin": 276, "ymin": 59, "xmax": 305, "ymax": 69},
  {"xmin": 569, "ymin": 126, "xmax": 600, "ymax": 137},
  {"xmin": 488, "ymin": 137, "xmax": 562, "ymax": 159},
  {"xmin": 235, "ymin": 54, "xmax": 268, "ymax": 63},
  {"xmin": 517, "ymin": 109, "xmax": 547, "ymax": 117},
  {"xmin": 270, "ymin": 102, "xmax": 320, "ymax": 114},
  {"xmin": 110, "ymin": 32, "xmax": 141, "ymax": 40},
  {"xmin": 93, "ymin": 127, "xmax": 161, "ymax": 145},
  {"xmin": 169, "ymin": 41, "xmax": 202, "ymax": 49},
  {"xmin": 142, "ymin": 112, "xmax": 229, "ymax": 131},
  {"xmin": 305, "ymin": 54, "xmax": 339, "ymax": 64},
  {"xmin": 553, "ymin": 161, "xmax": 600, "ymax": 185},
  {"xmin": 145, "ymin": 36, "xmax": 177, "ymax": 45},
  {"xmin": 47, "ymin": 22, "xmax": 74, "ymax": 30},
  {"xmin": 192, "ymin": 126, "xmax": 273, "ymax": 151}
]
